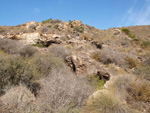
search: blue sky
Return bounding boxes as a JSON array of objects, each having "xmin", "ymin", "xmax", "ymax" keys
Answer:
[{"xmin": 0, "ymin": 0, "xmax": 150, "ymax": 29}]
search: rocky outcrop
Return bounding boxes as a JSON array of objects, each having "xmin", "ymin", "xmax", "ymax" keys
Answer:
[
  {"xmin": 71, "ymin": 20, "xmax": 82, "ymax": 28},
  {"xmin": 25, "ymin": 21, "xmax": 38, "ymax": 30},
  {"xmin": 66, "ymin": 55, "xmax": 87, "ymax": 75},
  {"xmin": 10, "ymin": 32, "xmax": 42, "ymax": 44},
  {"xmin": 41, "ymin": 34, "xmax": 62, "ymax": 46},
  {"xmin": 9, "ymin": 33, "xmax": 63, "ymax": 46},
  {"xmin": 113, "ymin": 29, "xmax": 121, "ymax": 35}
]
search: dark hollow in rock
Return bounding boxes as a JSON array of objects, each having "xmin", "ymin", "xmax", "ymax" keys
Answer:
[
  {"xmin": 92, "ymin": 41, "xmax": 103, "ymax": 49},
  {"xmin": 97, "ymin": 71, "xmax": 110, "ymax": 81}
]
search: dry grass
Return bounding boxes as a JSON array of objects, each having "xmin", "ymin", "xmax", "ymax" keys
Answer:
[
  {"xmin": 82, "ymin": 90, "xmax": 132, "ymax": 113},
  {"xmin": 107, "ymin": 74, "xmax": 150, "ymax": 112}
]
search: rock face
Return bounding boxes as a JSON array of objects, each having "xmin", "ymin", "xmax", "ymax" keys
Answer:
[
  {"xmin": 66, "ymin": 55, "xmax": 87, "ymax": 75},
  {"xmin": 10, "ymin": 32, "xmax": 42, "ymax": 45},
  {"xmin": 21, "ymin": 33, "xmax": 42, "ymax": 44},
  {"xmin": 42, "ymin": 34, "xmax": 62, "ymax": 46}
]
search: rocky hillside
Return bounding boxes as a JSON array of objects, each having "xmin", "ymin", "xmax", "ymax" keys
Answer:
[{"xmin": 0, "ymin": 19, "xmax": 150, "ymax": 113}]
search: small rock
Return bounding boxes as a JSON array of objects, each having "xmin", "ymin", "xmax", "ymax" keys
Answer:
[{"xmin": 113, "ymin": 29, "xmax": 121, "ymax": 35}]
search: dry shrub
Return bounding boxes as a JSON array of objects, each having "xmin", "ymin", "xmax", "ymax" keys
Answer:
[
  {"xmin": 125, "ymin": 57, "xmax": 137, "ymax": 69},
  {"xmin": 37, "ymin": 69, "xmax": 92, "ymax": 112},
  {"xmin": 100, "ymin": 47, "xmax": 137, "ymax": 69},
  {"xmin": 19, "ymin": 45, "xmax": 38, "ymax": 58},
  {"xmin": 109, "ymin": 75, "xmax": 150, "ymax": 104},
  {"xmin": 82, "ymin": 90, "xmax": 132, "ymax": 113},
  {"xmin": 90, "ymin": 51, "xmax": 101, "ymax": 62},
  {"xmin": 28, "ymin": 24, "xmax": 37, "ymax": 32},
  {"xmin": 100, "ymin": 47, "xmax": 125, "ymax": 66},
  {"xmin": 0, "ymin": 84, "xmax": 35, "ymax": 113},
  {"xmin": 127, "ymin": 79, "xmax": 150, "ymax": 102},
  {"xmin": 40, "ymin": 26, "xmax": 51, "ymax": 33},
  {"xmin": 0, "ymin": 38, "xmax": 23, "ymax": 54},
  {"xmin": 50, "ymin": 19, "xmax": 62, "ymax": 23},
  {"xmin": 49, "ymin": 45, "xmax": 71, "ymax": 60}
]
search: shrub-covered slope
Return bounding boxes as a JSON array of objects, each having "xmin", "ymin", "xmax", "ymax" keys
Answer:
[{"xmin": 0, "ymin": 19, "xmax": 150, "ymax": 113}]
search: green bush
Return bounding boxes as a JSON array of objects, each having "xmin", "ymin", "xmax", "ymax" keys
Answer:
[
  {"xmin": 32, "ymin": 42, "xmax": 46, "ymax": 48},
  {"xmin": 0, "ymin": 56, "xmax": 37, "ymax": 94},
  {"xmin": 141, "ymin": 41, "xmax": 150, "ymax": 47},
  {"xmin": 88, "ymin": 74, "xmax": 105, "ymax": 91},
  {"xmin": 32, "ymin": 53, "xmax": 66, "ymax": 76},
  {"xmin": 54, "ymin": 24, "xmax": 59, "ymax": 29},
  {"xmin": 68, "ymin": 20, "xmax": 73, "ymax": 26},
  {"xmin": 42, "ymin": 18, "xmax": 52, "ymax": 24},
  {"xmin": 42, "ymin": 19, "xmax": 62, "ymax": 24},
  {"xmin": 74, "ymin": 26, "xmax": 84, "ymax": 33},
  {"xmin": 132, "ymin": 38, "xmax": 139, "ymax": 42},
  {"xmin": 121, "ymin": 28, "xmax": 135, "ymax": 38},
  {"xmin": 121, "ymin": 28, "xmax": 130, "ymax": 35}
]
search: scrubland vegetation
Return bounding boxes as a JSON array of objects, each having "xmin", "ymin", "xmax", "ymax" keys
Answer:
[{"xmin": 0, "ymin": 19, "xmax": 150, "ymax": 113}]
